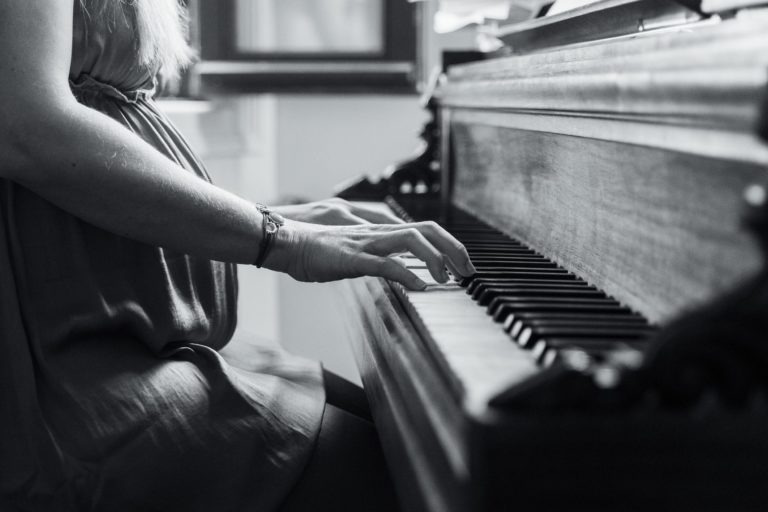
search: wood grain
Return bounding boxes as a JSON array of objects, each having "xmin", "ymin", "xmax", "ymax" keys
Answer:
[
  {"xmin": 451, "ymin": 124, "xmax": 765, "ymax": 323},
  {"xmin": 441, "ymin": 14, "xmax": 768, "ymax": 132}
]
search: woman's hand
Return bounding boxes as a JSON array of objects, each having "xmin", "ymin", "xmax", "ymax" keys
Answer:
[
  {"xmin": 272, "ymin": 198, "xmax": 404, "ymax": 226},
  {"xmin": 263, "ymin": 219, "xmax": 476, "ymax": 290}
]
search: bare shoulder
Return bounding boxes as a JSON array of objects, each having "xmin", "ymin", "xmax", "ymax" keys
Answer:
[
  {"xmin": 0, "ymin": 0, "xmax": 75, "ymax": 102},
  {"xmin": 0, "ymin": 0, "xmax": 76, "ymax": 179}
]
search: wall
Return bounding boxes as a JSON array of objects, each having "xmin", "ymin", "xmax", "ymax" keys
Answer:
[
  {"xmin": 274, "ymin": 95, "xmax": 427, "ymax": 200},
  {"xmin": 274, "ymin": 95, "xmax": 425, "ymax": 382}
]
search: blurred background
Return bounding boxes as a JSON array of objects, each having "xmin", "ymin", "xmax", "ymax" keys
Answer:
[{"xmin": 160, "ymin": 0, "xmax": 545, "ymax": 382}]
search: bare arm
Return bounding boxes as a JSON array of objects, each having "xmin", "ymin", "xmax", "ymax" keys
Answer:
[
  {"xmin": 0, "ymin": 0, "xmax": 475, "ymax": 288},
  {"xmin": 0, "ymin": 0, "xmax": 263, "ymax": 264}
]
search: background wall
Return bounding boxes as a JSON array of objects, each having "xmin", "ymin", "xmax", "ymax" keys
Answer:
[
  {"xmin": 165, "ymin": 93, "xmax": 425, "ymax": 383},
  {"xmin": 274, "ymin": 95, "xmax": 426, "ymax": 382}
]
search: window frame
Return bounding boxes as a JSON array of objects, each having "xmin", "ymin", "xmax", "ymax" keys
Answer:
[{"xmin": 195, "ymin": 0, "xmax": 420, "ymax": 93}]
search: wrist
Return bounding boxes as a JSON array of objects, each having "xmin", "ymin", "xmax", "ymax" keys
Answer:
[
  {"xmin": 253, "ymin": 204, "xmax": 285, "ymax": 268},
  {"xmin": 259, "ymin": 219, "xmax": 297, "ymax": 274}
]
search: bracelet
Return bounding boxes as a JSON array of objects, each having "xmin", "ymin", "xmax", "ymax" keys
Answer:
[{"xmin": 253, "ymin": 203, "xmax": 285, "ymax": 268}]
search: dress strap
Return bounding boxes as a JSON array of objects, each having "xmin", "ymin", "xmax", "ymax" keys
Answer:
[{"xmin": 69, "ymin": 74, "xmax": 155, "ymax": 104}]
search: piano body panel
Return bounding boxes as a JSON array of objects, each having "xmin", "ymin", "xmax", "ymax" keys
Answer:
[{"xmin": 449, "ymin": 122, "xmax": 765, "ymax": 324}]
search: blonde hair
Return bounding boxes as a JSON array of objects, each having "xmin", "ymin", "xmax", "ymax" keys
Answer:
[{"xmin": 79, "ymin": 0, "xmax": 195, "ymax": 78}]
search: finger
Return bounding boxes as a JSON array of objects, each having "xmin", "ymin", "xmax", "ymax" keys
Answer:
[
  {"xmin": 366, "ymin": 229, "xmax": 450, "ymax": 283},
  {"xmin": 444, "ymin": 259, "xmax": 463, "ymax": 281},
  {"xmin": 350, "ymin": 205, "xmax": 405, "ymax": 225},
  {"xmin": 413, "ymin": 221, "xmax": 476, "ymax": 277},
  {"xmin": 343, "ymin": 222, "xmax": 402, "ymax": 233},
  {"xmin": 363, "ymin": 221, "xmax": 468, "ymax": 275},
  {"xmin": 362, "ymin": 256, "xmax": 427, "ymax": 291},
  {"xmin": 392, "ymin": 255, "xmax": 410, "ymax": 268}
]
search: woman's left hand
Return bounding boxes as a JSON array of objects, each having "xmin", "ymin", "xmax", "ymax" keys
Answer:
[{"xmin": 272, "ymin": 198, "xmax": 404, "ymax": 226}]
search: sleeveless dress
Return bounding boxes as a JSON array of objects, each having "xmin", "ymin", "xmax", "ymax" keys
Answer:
[{"xmin": 0, "ymin": 5, "xmax": 324, "ymax": 512}]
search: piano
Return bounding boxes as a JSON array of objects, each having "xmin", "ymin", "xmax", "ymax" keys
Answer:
[{"xmin": 336, "ymin": 3, "xmax": 768, "ymax": 511}]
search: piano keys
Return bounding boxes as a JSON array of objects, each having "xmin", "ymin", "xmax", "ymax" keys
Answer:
[{"xmin": 391, "ymin": 197, "xmax": 656, "ymax": 375}]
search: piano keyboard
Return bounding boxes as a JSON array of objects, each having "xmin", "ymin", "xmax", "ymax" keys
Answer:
[{"xmin": 385, "ymin": 196, "xmax": 657, "ymax": 410}]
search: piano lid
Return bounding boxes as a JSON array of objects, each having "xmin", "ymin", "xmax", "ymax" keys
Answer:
[
  {"xmin": 440, "ymin": 12, "xmax": 768, "ymax": 165},
  {"xmin": 492, "ymin": 0, "xmax": 704, "ymax": 54}
]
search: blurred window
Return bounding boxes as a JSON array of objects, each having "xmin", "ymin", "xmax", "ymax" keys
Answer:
[
  {"xmin": 196, "ymin": 0, "xmax": 418, "ymax": 93},
  {"xmin": 235, "ymin": 0, "xmax": 384, "ymax": 54}
]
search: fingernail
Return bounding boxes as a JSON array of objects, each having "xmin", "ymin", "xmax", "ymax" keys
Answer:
[
  {"xmin": 465, "ymin": 261, "xmax": 477, "ymax": 275},
  {"xmin": 416, "ymin": 279, "xmax": 428, "ymax": 291},
  {"xmin": 440, "ymin": 269, "xmax": 450, "ymax": 282}
]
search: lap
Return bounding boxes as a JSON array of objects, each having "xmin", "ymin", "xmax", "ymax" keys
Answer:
[{"xmin": 278, "ymin": 372, "xmax": 400, "ymax": 512}]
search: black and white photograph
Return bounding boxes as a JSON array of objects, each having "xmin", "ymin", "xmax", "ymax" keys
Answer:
[{"xmin": 1, "ymin": 0, "xmax": 768, "ymax": 511}]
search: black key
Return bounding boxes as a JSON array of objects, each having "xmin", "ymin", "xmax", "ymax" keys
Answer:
[
  {"xmin": 456, "ymin": 236, "xmax": 522, "ymax": 243},
  {"xmin": 466, "ymin": 249, "xmax": 532, "ymax": 256},
  {"xmin": 531, "ymin": 326, "xmax": 653, "ymax": 339},
  {"xmin": 467, "ymin": 277, "xmax": 585, "ymax": 295},
  {"xmin": 517, "ymin": 325, "xmax": 653, "ymax": 349},
  {"xmin": 462, "ymin": 240, "xmax": 523, "ymax": 246},
  {"xmin": 508, "ymin": 316, "xmax": 651, "ymax": 340},
  {"xmin": 466, "ymin": 247, "xmax": 526, "ymax": 253},
  {"xmin": 473, "ymin": 262, "xmax": 560, "ymax": 270},
  {"xmin": 464, "ymin": 247, "xmax": 543, "ymax": 253},
  {"xmin": 475, "ymin": 266, "xmax": 569, "ymax": 273},
  {"xmin": 449, "ymin": 228, "xmax": 503, "ymax": 234},
  {"xmin": 452, "ymin": 233, "xmax": 507, "ymax": 239},
  {"xmin": 471, "ymin": 282, "xmax": 591, "ymax": 300},
  {"xmin": 460, "ymin": 269, "xmax": 572, "ymax": 287},
  {"xmin": 493, "ymin": 302, "xmax": 631, "ymax": 323},
  {"xmin": 502, "ymin": 312, "xmax": 647, "ymax": 332},
  {"xmin": 489, "ymin": 296, "xmax": 622, "ymax": 319},
  {"xmin": 465, "ymin": 251, "xmax": 539, "ymax": 258},
  {"xmin": 461, "ymin": 272, "xmax": 566, "ymax": 287},
  {"xmin": 476, "ymin": 286, "xmax": 605, "ymax": 306},
  {"xmin": 469, "ymin": 257, "xmax": 552, "ymax": 265}
]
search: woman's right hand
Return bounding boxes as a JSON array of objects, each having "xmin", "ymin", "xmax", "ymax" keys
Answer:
[{"xmin": 263, "ymin": 219, "xmax": 476, "ymax": 290}]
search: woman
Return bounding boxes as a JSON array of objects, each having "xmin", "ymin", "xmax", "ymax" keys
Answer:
[{"xmin": 0, "ymin": 0, "xmax": 475, "ymax": 511}]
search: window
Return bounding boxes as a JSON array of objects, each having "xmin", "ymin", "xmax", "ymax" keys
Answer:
[{"xmin": 195, "ymin": 0, "xmax": 420, "ymax": 93}]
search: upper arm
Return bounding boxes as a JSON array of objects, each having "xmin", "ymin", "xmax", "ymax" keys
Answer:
[
  {"xmin": 0, "ymin": 0, "xmax": 74, "ymax": 100},
  {"xmin": 0, "ymin": 0, "xmax": 76, "ymax": 177}
]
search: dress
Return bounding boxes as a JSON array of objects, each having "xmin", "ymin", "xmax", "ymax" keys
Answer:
[{"xmin": 0, "ymin": 5, "xmax": 325, "ymax": 512}]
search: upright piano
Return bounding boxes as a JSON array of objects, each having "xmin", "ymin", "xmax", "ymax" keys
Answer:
[{"xmin": 337, "ymin": 3, "xmax": 768, "ymax": 511}]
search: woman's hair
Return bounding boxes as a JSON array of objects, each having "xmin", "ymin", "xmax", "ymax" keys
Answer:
[{"xmin": 79, "ymin": 0, "xmax": 194, "ymax": 78}]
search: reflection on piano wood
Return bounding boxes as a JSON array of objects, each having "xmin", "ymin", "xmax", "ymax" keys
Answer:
[{"xmin": 338, "ymin": 5, "xmax": 768, "ymax": 512}]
